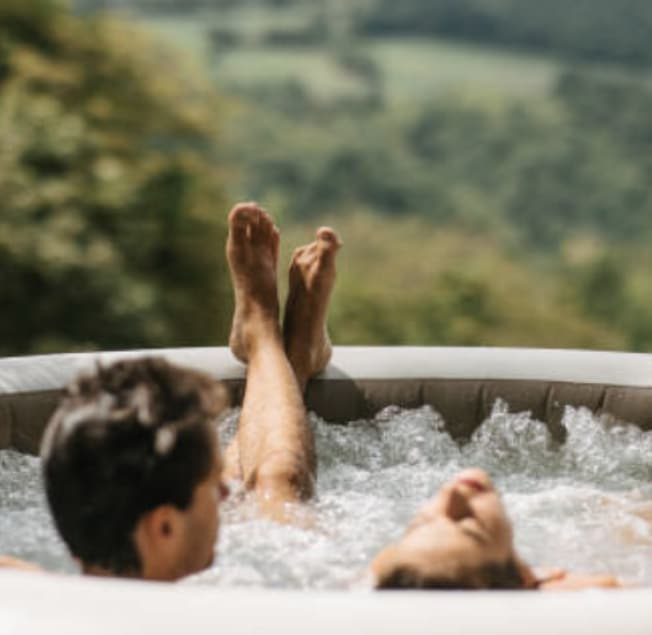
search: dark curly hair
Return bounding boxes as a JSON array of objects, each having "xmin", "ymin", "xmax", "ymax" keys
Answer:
[
  {"xmin": 375, "ymin": 558, "xmax": 526, "ymax": 590},
  {"xmin": 41, "ymin": 357, "xmax": 227, "ymax": 576}
]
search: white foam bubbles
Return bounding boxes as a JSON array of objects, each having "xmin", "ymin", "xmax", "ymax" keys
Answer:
[
  {"xmin": 0, "ymin": 451, "xmax": 73, "ymax": 572},
  {"xmin": 2, "ymin": 403, "xmax": 652, "ymax": 587}
]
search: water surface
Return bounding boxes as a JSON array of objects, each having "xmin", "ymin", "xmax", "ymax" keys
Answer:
[{"xmin": 1, "ymin": 402, "xmax": 651, "ymax": 588}]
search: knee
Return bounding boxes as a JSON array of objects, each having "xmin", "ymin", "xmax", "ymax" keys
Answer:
[{"xmin": 253, "ymin": 452, "xmax": 314, "ymax": 501}]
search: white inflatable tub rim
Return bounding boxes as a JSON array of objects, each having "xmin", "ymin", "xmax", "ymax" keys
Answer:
[
  {"xmin": 2, "ymin": 346, "xmax": 652, "ymax": 454},
  {"xmin": 0, "ymin": 346, "xmax": 651, "ymax": 635}
]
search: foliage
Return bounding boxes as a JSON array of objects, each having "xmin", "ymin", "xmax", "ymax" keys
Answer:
[
  {"xmin": 75, "ymin": 0, "xmax": 652, "ymax": 69},
  {"xmin": 6, "ymin": 1, "xmax": 652, "ymax": 356},
  {"xmin": 280, "ymin": 217, "xmax": 630, "ymax": 350},
  {"xmin": 222, "ymin": 70, "xmax": 652, "ymax": 351},
  {"xmin": 360, "ymin": 0, "xmax": 652, "ymax": 68},
  {"xmin": 224, "ymin": 71, "xmax": 652, "ymax": 248},
  {"xmin": 0, "ymin": 0, "xmax": 231, "ymax": 355}
]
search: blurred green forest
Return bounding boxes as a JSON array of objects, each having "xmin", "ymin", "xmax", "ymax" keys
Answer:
[
  {"xmin": 361, "ymin": 0, "xmax": 652, "ymax": 68},
  {"xmin": 2, "ymin": 0, "xmax": 652, "ymax": 354},
  {"xmin": 78, "ymin": 0, "xmax": 652, "ymax": 67},
  {"xmin": 0, "ymin": 0, "xmax": 232, "ymax": 355}
]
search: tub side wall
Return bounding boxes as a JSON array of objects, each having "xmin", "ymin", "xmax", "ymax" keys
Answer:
[
  {"xmin": 4, "ymin": 377, "xmax": 652, "ymax": 455},
  {"xmin": 0, "ymin": 390, "xmax": 62, "ymax": 454},
  {"xmin": 2, "ymin": 347, "xmax": 652, "ymax": 454}
]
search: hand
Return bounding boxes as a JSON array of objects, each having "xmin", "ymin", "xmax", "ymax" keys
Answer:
[
  {"xmin": 0, "ymin": 555, "xmax": 41, "ymax": 572},
  {"xmin": 537, "ymin": 569, "xmax": 621, "ymax": 590}
]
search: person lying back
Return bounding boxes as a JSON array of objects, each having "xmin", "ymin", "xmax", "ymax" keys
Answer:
[
  {"xmin": 371, "ymin": 468, "xmax": 620, "ymax": 590},
  {"xmin": 2, "ymin": 202, "xmax": 341, "ymax": 580}
]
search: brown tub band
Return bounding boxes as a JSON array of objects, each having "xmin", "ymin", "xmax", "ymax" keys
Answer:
[
  {"xmin": 3, "ymin": 378, "xmax": 652, "ymax": 455},
  {"xmin": 307, "ymin": 378, "xmax": 652, "ymax": 438},
  {"xmin": 0, "ymin": 390, "xmax": 63, "ymax": 455}
]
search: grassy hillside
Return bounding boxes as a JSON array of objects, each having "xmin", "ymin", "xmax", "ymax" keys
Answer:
[
  {"xmin": 141, "ymin": 13, "xmax": 559, "ymax": 104},
  {"xmin": 361, "ymin": 0, "xmax": 652, "ymax": 68},
  {"xmin": 0, "ymin": 0, "xmax": 232, "ymax": 355},
  {"xmin": 279, "ymin": 215, "xmax": 639, "ymax": 349},
  {"xmin": 19, "ymin": 1, "xmax": 647, "ymax": 355},
  {"xmin": 86, "ymin": 0, "xmax": 652, "ymax": 68},
  {"xmin": 127, "ymin": 5, "xmax": 652, "ymax": 352}
]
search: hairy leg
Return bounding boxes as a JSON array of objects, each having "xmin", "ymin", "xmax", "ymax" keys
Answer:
[
  {"xmin": 283, "ymin": 227, "xmax": 341, "ymax": 392},
  {"xmin": 223, "ymin": 203, "xmax": 315, "ymax": 520}
]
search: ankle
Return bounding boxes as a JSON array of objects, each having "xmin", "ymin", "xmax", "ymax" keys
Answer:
[{"xmin": 243, "ymin": 322, "xmax": 284, "ymax": 359}]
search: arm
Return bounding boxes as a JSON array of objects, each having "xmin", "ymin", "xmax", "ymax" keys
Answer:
[
  {"xmin": 534, "ymin": 568, "xmax": 621, "ymax": 590},
  {"xmin": 0, "ymin": 555, "xmax": 42, "ymax": 572}
]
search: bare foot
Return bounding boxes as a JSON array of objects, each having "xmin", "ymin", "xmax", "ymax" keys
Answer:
[
  {"xmin": 283, "ymin": 227, "xmax": 341, "ymax": 390},
  {"xmin": 226, "ymin": 202, "xmax": 281, "ymax": 363}
]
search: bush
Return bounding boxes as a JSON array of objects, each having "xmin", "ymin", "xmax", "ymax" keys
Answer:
[{"xmin": 0, "ymin": 1, "xmax": 232, "ymax": 355}]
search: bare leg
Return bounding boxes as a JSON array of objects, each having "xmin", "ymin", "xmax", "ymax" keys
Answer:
[
  {"xmin": 223, "ymin": 203, "xmax": 315, "ymax": 520},
  {"xmin": 283, "ymin": 227, "xmax": 341, "ymax": 392}
]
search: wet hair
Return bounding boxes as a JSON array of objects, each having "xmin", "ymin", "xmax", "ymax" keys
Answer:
[
  {"xmin": 41, "ymin": 357, "xmax": 227, "ymax": 576},
  {"xmin": 376, "ymin": 559, "xmax": 526, "ymax": 591}
]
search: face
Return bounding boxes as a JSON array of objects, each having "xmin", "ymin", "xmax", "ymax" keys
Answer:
[
  {"xmin": 176, "ymin": 448, "xmax": 228, "ymax": 577},
  {"xmin": 136, "ymin": 445, "xmax": 229, "ymax": 582},
  {"xmin": 373, "ymin": 469, "xmax": 525, "ymax": 589}
]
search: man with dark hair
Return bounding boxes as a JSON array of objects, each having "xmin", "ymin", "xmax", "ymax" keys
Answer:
[
  {"xmin": 41, "ymin": 358, "xmax": 228, "ymax": 579},
  {"xmin": 37, "ymin": 201, "xmax": 342, "ymax": 580}
]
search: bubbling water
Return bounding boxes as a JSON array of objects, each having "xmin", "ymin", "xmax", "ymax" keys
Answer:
[
  {"xmin": 0, "ymin": 451, "xmax": 71, "ymax": 572},
  {"xmin": 1, "ymin": 402, "xmax": 651, "ymax": 587}
]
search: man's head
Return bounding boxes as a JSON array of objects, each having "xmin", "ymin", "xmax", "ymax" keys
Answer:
[
  {"xmin": 41, "ymin": 357, "xmax": 228, "ymax": 581},
  {"xmin": 372, "ymin": 469, "xmax": 534, "ymax": 590}
]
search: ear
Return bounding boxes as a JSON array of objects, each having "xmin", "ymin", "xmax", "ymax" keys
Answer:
[
  {"xmin": 133, "ymin": 505, "xmax": 184, "ymax": 579},
  {"xmin": 140, "ymin": 505, "xmax": 182, "ymax": 545}
]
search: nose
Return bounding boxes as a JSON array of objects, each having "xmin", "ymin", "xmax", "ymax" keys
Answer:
[
  {"xmin": 443, "ymin": 485, "xmax": 474, "ymax": 521},
  {"xmin": 454, "ymin": 468, "xmax": 492, "ymax": 493}
]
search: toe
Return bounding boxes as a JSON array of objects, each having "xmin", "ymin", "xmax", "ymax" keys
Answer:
[
  {"xmin": 229, "ymin": 202, "xmax": 259, "ymax": 223},
  {"xmin": 290, "ymin": 245, "xmax": 306, "ymax": 266},
  {"xmin": 316, "ymin": 227, "xmax": 341, "ymax": 265},
  {"xmin": 305, "ymin": 242, "xmax": 319, "ymax": 258},
  {"xmin": 250, "ymin": 207, "xmax": 275, "ymax": 245},
  {"xmin": 229, "ymin": 202, "xmax": 261, "ymax": 241},
  {"xmin": 316, "ymin": 227, "xmax": 341, "ymax": 250}
]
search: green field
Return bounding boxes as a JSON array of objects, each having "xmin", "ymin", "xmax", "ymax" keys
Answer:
[
  {"xmin": 138, "ymin": 14, "xmax": 560, "ymax": 104},
  {"xmin": 366, "ymin": 38, "xmax": 558, "ymax": 103},
  {"xmin": 214, "ymin": 48, "xmax": 368, "ymax": 102},
  {"xmin": 137, "ymin": 15, "xmax": 210, "ymax": 61}
]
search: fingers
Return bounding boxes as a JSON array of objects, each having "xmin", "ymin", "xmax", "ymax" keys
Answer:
[
  {"xmin": 538, "ymin": 571, "xmax": 622, "ymax": 590},
  {"xmin": 0, "ymin": 555, "xmax": 42, "ymax": 572}
]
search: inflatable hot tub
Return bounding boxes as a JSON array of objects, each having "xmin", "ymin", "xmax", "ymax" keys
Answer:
[{"xmin": 1, "ymin": 346, "xmax": 651, "ymax": 635}]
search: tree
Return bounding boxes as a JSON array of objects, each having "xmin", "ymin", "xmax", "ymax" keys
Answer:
[{"xmin": 0, "ymin": 0, "xmax": 232, "ymax": 355}]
